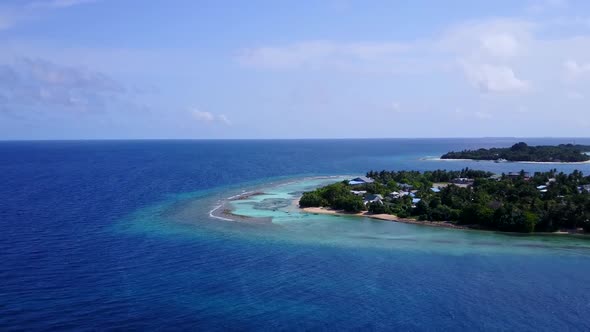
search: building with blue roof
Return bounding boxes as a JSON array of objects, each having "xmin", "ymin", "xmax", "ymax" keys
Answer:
[{"xmin": 348, "ymin": 176, "xmax": 375, "ymax": 186}]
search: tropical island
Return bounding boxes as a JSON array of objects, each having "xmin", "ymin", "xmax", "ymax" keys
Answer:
[
  {"xmin": 299, "ymin": 169, "xmax": 590, "ymax": 233},
  {"xmin": 440, "ymin": 142, "xmax": 590, "ymax": 163}
]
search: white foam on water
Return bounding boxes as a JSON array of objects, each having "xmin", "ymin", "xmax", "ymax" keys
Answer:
[{"xmin": 209, "ymin": 204, "xmax": 234, "ymax": 221}]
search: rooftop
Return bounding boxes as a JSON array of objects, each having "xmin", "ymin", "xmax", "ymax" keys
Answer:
[{"xmin": 349, "ymin": 176, "xmax": 374, "ymax": 185}]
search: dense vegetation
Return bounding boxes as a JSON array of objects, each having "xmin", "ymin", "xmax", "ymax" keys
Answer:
[
  {"xmin": 441, "ymin": 142, "xmax": 590, "ymax": 162},
  {"xmin": 300, "ymin": 168, "xmax": 590, "ymax": 233},
  {"xmin": 299, "ymin": 181, "xmax": 366, "ymax": 212},
  {"xmin": 366, "ymin": 169, "xmax": 493, "ymax": 185}
]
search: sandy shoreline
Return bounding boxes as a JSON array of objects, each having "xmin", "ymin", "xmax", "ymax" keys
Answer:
[
  {"xmin": 300, "ymin": 205, "xmax": 470, "ymax": 229},
  {"xmin": 299, "ymin": 206, "xmax": 590, "ymax": 234}
]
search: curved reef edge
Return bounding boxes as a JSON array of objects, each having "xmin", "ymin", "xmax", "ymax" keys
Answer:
[
  {"xmin": 209, "ymin": 191, "xmax": 272, "ymax": 224},
  {"xmin": 208, "ymin": 176, "xmax": 352, "ymax": 224}
]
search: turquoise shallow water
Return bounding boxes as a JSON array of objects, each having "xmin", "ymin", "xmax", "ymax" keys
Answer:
[
  {"xmin": 2, "ymin": 139, "xmax": 590, "ymax": 330},
  {"xmin": 132, "ymin": 176, "xmax": 590, "ymax": 257},
  {"xmin": 113, "ymin": 175, "xmax": 590, "ymax": 330}
]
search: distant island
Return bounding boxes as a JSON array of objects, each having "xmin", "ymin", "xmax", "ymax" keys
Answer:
[
  {"xmin": 440, "ymin": 142, "xmax": 590, "ymax": 163},
  {"xmin": 299, "ymin": 169, "xmax": 590, "ymax": 233}
]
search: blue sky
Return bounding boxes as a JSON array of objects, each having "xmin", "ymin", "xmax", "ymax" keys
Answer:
[{"xmin": 1, "ymin": 0, "xmax": 590, "ymax": 139}]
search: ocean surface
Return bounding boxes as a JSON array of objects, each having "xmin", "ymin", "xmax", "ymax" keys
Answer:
[{"xmin": 2, "ymin": 138, "xmax": 590, "ymax": 331}]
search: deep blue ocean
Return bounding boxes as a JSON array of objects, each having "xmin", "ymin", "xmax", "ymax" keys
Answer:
[{"xmin": 2, "ymin": 138, "xmax": 590, "ymax": 331}]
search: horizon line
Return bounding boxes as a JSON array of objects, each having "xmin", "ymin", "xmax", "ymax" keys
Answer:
[{"xmin": 1, "ymin": 137, "xmax": 590, "ymax": 142}]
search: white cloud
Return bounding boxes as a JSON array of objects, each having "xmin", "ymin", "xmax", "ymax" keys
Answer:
[
  {"xmin": 438, "ymin": 19, "xmax": 533, "ymax": 58},
  {"xmin": 191, "ymin": 109, "xmax": 231, "ymax": 126},
  {"xmin": 0, "ymin": 57, "xmax": 125, "ymax": 112},
  {"xmin": 192, "ymin": 110, "xmax": 215, "ymax": 122},
  {"xmin": 237, "ymin": 40, "xmax": 410, "ymax": 70},
  {"xmin": 462, "ymin": 63, "xmax": 529, "ymax": 93},
  {"xmin": 236, "ymin": 14, "xmax": 590, "ymax": 131},
  {"xmin": 435, "ymin": 19, "xmax": 534, "ymax": 96},
  {"xmin": 480, "ymin": 33, "xmax": 520, "ymax": 58},
  {"xmin": 237, "ymin": 19, "xmax": 536, "ymax": 87},
  {"xmin": 218, "ymin": 114, "xmax": 231, "ymax": 126}
]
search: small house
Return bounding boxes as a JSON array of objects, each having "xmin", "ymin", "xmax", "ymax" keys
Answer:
[
  {"xmin": 364, "ymin": 194, "xmax": 383, "ymax": 205},
  {"xmin": 397, "ymin": 183, "xmax": 413, "ymax": 190},
  {"xmin": 489, "ymin": 174, "xmax": 502, "ymax": 181},
  {"xmin": 507, "ymin": 172, "xmax": 531, "ymax": 179},
  {"xmin": 349, "ymin": 176, "xmax": 375, "ymax": 186},
  {"xmin": 451, "ymin": 177, "xmax": 474, "ymax": 185}
]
